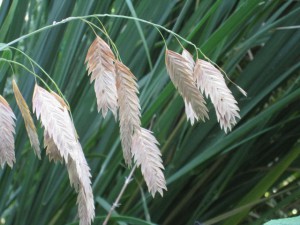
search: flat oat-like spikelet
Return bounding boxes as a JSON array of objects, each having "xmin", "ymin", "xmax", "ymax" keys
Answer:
[
  {"xmin": 0, "ymin": 95, "xmax": 16, "ymax": 168},
  {"xmin": 115, "ymin": 61, "xmax": 141, "ymax": 166},
  {"xmin": 194, "ymin": 59, "xmax": 240, "ymax": 133},
  {"xmin": 85, "ymin": 36, "xmax": 118, "ymax": 119},
  {"xmin": 165, "ymin": 49, "xmax": 209, "ymax": 122},
  {"xmin": 181, "ymin": 49, "xmax": 198, "ymax": 125},
  {"xmin": 67, "ymin": 149, "xmax": 94, "ymax": 225},
  {"xmin": 12, "ymin": 80, "xmax": 41, "ymax": 159},
  {"xmin": 132, "ymin": 128, "xmax": 167, "ymax": 197},
  {"xmin": 184, "ymin": 100, "xmax": 198, "ymax": 126},
  {"xmin": 44, "ymin": 131, "xmax": 63, "ymax": 163},
  {"xmin": 33, "ymin": 85, "xmax": 72, "ymax": 162},
  {"xmin": 32, "ymin": 85, "xmax": 94, "ymax": 225}
]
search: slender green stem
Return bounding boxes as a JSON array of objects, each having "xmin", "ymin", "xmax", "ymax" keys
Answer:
[
  {"xmin": 0, "ymin": 14, "xmax": 201, "ymax": 56},
  {"xmin": 154, "ymin": 26, "xmax": 167, "ymax": 50},
  {"xmin": 103, "ymin": 164, "xmax": 137, "ymax": 225},
  {"xmin": 174, "ymin": 35, "xmax": 185, "ymax": 50},
  {"xmin": 161, "ymin": 115, "xmax": 186, "ymax": 154},
  {"xmin": 1, "ymin": 13, "xmax": 245, "ymax": 93},
  {"xmin": 9, "ymin": 46, "xmax": 71, "ymax": 108},
  {"xmin": 81, "ymin": 18, "xmax": 121, "ymax": 60},
  {"xmin": 93, "ymin": 17, "xmax": 121, "ymax": 61},
  {"xmin": 80, "ymin": 18, "xmax": 98, "ymax": 36},
  {"xmin": 0, "ymin": 58, "xmax": 51, "ymax": 90},
  {"xmin": 3, "ymin": 13, "xmax": 242, "ymax": 94},
  {"xmin": 23, "ymin": 51, "xmax": 37, "ymax": 76},
  {"xmin": 8, "ymin": 63, "xmax": 15, "ymax": 75},
  {"xmin": 139, "ymin": 186, "xmax": 151, "ymax": 222},
  {"xmin": 78, "ymin": 16, "xmax": 122, "ymax": 61}
]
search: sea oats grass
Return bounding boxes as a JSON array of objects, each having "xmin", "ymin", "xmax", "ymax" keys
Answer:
[
  {"xmin": 165, "ymin": 49, "xmax": 209, "ymax": 123},
  {"xmin": 33, "ymin": 85, "xmax": 94, "ymax": 225},
  {"xmin": 0, "ymin": 95, "xmax": 16, "ymax": 168},
  {"xmin": 85, "ymin": 37, "xmax": 167, "ymax": 197},
  {"xmin": 12, "ymin": 79, "xmax": 41, "ymax": 158},
  {"xmin": 194, "ymin": 59, "xmax": 240, "ymax": 133},
  {"xmin": 0, "ymin": 13, "xmax": 247, "ymax": 225},
  {"xmin": 115, "ymin": 60, "xmax": 142, "ymax": 166},
  {"xmin": 85, "ymin": 36, "xmax": 118, "ymax": 119}
]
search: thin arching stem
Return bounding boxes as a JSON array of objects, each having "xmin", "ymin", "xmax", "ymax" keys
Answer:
[
  {"xmin": 8, "ymin": 63, "xmax": 15, "ymax": 76},
  {"xmin": 2, "ymin": 14, "xmax": 244, "ymax": 90},
  {"xmin": 0, "ymin": 14, "xmax": 200, "ymax": 57},
  {"xmin": 154, "ymin": 26, "xmax": 167, "ymax": 50},
  {"xmin": 102, "ymin": 164, "xmax": 137, "ymax": 225},
  {"xmin": 93, "ymin": 17, "xmax": 121, "ymax": 61},
  {"xmin": 80, "ymin": 18, "xmax": 98, "ymax": 36},
  {"xmin": 0, "ymin": 13, "xmax": 246, "ymax": 93},
  {"xmin": 9, "ymin": 46, "xmax": 71, "ymax": 107},
  {"xmin": 0, "ymin": 14, "xmax": 245, "ymax": 91},
  {"xmin": 80, "ymin": 17, "xmax": 121, "ymax": 61},
  {"xmin": 0, "ymin": 58, "xmax": 51, "ymax": 91}
]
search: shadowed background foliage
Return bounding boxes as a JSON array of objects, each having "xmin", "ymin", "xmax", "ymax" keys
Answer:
[{"xmin": 0, "ymin": 0, "xmax": 300, "ymax": 224}]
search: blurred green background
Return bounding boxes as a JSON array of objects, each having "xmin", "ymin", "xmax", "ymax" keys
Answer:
[{"xmin": 0, "ymin": 0, "xmax": 300, "ymax": 224}]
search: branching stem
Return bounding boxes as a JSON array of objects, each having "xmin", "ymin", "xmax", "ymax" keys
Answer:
[
  {"xmin": 0, "ymin": 13, "xmax": 245, "ymax": 94},
  {"xmin": 0, "ymin": 58, "xmax": 50, "ymax": 90},
  {"xmin": 0, "ymin": 14, "xmax": 200, "ymax": 56},
  {"xmin": 8, "ymin": 47, "xmax": 71, "ymax": 108}
]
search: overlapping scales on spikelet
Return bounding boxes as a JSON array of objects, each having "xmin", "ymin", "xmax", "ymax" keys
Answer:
[
  {"xmin": 182, "ymin": 49, "xmax": 195, "ymax": 73},
  {"xmin": 132, "ymin": 128, "xmax": 167, "ymax": 197},
  {"xmin": 181, "ymin": 49, "xmax": 199, "ymax": 125},
  {"xmin": 194, "ymin": 59, "xmax": 240, "ymax": 133},
  {"xmin": 44, "ymin": 131, "xmax": 63, "ymax": 163},
  {"xmin": 32, "ymin": 85, "xmax": 94, "ymax": 225},
  {"xmin": 67, "ymin": 151, "xmax": 94, "ymax": 225},
  {"xmin": 85, "ymin": 37, "xmax": 167, "ymax": 196},
  {"xmin": 33, "ymin": 85, "xmax": 72, "ymax": 162},
  {"xmin": 165, "ymin": 49, "xmax": 208, "ymax": 122},
  {"xmin": 184, "ymin": 100, "xmax": 198, "ymax": 126},
  {"xmin": 85, "ymin": 36, "xmax": 118, "ymax": 119},
  {"xmin": 12, "ymin": 79, "xmax": 41, "ymax": 159},
  {"xmin": 115, "ymin": 61, "xmax": 141, "ymax": 166},
  {"xmin": 0, "ymin": 95, "xmax": 16, "ymax": 168}
]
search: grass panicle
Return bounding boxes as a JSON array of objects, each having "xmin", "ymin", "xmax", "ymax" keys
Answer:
[
  {"xmin": 44, "ymin": 131, "xmax": 63, "ymax": 163},
  {"xmin": 166, "ymin": 48, "xmax": 241, "ymax": 133},
  {"xmin": 0, "ymin": 95, "xmax": 16, "ymax": 168},
  {"xmin": 115, "ymin": 60, "xmax": 141, "ymax": 166},
  {"xmin": 181, "ymin": 49, "xmax": 199, "ymax": 125},
  {"xmin": 165, "ymin": 49, "xmax": 209, "ymax": 123},
  {"xmin": 85, "ymin": 37, "xmax": 167, "ymax": 197},
  {"xmin": 32, "ymin": 84, "xmax": 94, "ymax": 225},
  {"xmin": 132, "ymin": 128, "xmax": 167, "ymax": 197},
  {"xmin": 0, "ymin": 2, "xmax": 296, "ymax": 225},
  {"xmin": 85, "ymin": 36, "xmax": 118, "ymax": 119},
  {"xmin": 12, "ymin": 79, "xmax": 41, "ymax": 159},
  {"xmin": 194, "ymin": 59, "xmax": 240, "ymax": 133}
]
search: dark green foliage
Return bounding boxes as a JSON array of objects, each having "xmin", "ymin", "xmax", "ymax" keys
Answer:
[{"xmin": 0, "ymin": 1, "xmax": 299, "ymax": 224}]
